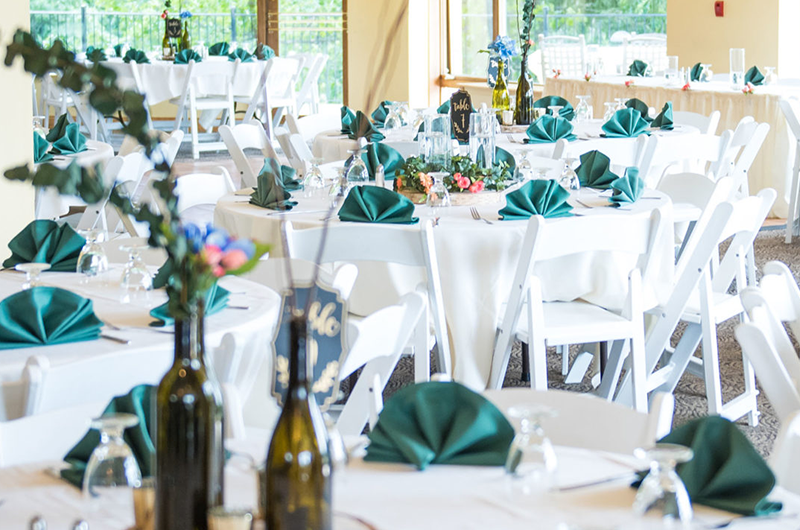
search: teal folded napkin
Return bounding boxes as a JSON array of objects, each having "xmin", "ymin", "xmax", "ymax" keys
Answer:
[
  {"xmin": 258, "ymin": 158, "xmax": 303, "ymax": 191},
  {"xmin": 86, "ymin": 46, "xmax": 107, "ymax": 63},
  {"xmin": 46, "ymin": 114, "xmax": 70, "ymax": 143},
  {"xmin": 3, "ymin": 220, "xmax": 86, "ymax": 272},
  {"xmin": 642, "ymin": 416, "xmax": 782, "ymax": 516},
  {"xmin": 61, "ymin": 385, "xmax": 155, "ymax": 487},
  {"xmin": 174, "ymin": 49, "xmax": 202, "ymax": 64},
  {"xmin": 364, "ymin": 382, "xmax": 515, "ymax": 470},
  {"xmin": 602, "ymin": 108, "xmax": 650, "ymax": 138},
  {"xmin": 499, "ymin": 179, "xmax": 573, "ymax": 220},
  {"xmin": 371, "ymin": 100, "xmax": 392, "ymax": 128},
  {"xmin": 50, "ymin": 123, "xmax": 88, "ymax": 155},
  {"xmin": 208, "ymin": 42, "xmax": 230, "ymax": 56},
  {"xmin": 745, "ymin": 66, "xmax": 764, "ymax": 86},
  {"xmin": 362, "ymin": 142, "xmax": 404, "ymax": 181},
  {"xmin": 341, "ymin": 105, "xmax": 356, "ymax": 135},
  {"xmin": 249, "ymin": 161, "xmax": 298, "ymax": 211},
  {"xmin": 437, "ymin": 100, "xmax": 450, "ymax": 114},
  {"xmin": 625, "ymin": 98, "xmax": 652, "ymax": 122},
  {"xmin": 113, "ymin": 44, "xmax": 125, "ymax": 58},
  {"xmin": 533, "ymin": 95, "xmax": 575, "ymax": 121},
  {"xmin": 652, "ymin": 102, "xmax": 674, "ymax": 130},
  {"xmin": 494, "ymin": 146, "xmax": 516, "ymax": 172},
  {"xmin": 0, "ymin": 287, "xmax": 102, "ymax": 349},
  {"xmin": 123, "ymin": 48, "xmax": 150, "ymax": 64},
  {"xmin": 690, "ymin": 62, "xmax": 703, "ymax": 82},
  {"xmin": 348, "ymin": 111, "xmax": 385, "ymax": 143},
  {"xmin": 575, "ymin": 150, "xmax": 619, "ymax": 189},
  {"xmin": 628, "ymin": 59, "xmax": 648, "ymax": 77},
  {"xmin": 524, "ymin": 114, "xmax": 576, "ymax": 144},
  {"xmin": 609, "ymin": 167, "xmax": 644, "ymax": 206},
  {"xmin": 255, "ymin": 42, "xmax": 275, "ymax": 60},
  {"xmin": 228, "ymin": 48, "xmax": 254, "ymax": 63},
  {"xmin": 150, "ymin": 283, "xmax": 230, "ymax": 327},
  {"xmin": 34, "ymin": 132, "xmax": 53, "ymax": 164},
  {"xmin": 338, "ymin": 186, "xmax": 418, "ymax": 224}
]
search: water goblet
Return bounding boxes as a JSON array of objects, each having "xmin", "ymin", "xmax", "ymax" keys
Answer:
[
  {"xmin": 603, "ymin": 102, "xmax": 617, "ymax": 122},
  {"xmin": 15, "ymin": 263, "xmax": 51, "ymax": 290},
  {"xmin": 303, "ymin": 157, "xmax": 326, "ymax": 197},
  {"xmin": 77, "ymin": 230, "xmax": 109, "ymax": 283},
  {"xmin": 574, "ymin": 95, "xmax": 592, "ymax": 122},
  {"xmin": 615, "ymin": 98, "xmax": 627, "ymax": 111},
  {"xmin": 765, "ymin": 67, "xmax": 777, "ymax": 85},
  {"xmin": 384, "ymin": 101, "xmax": 403, "ymax": 131},
  {"xmin": 632, "ymin": 443, "xmax": 694, "ymax": 524},
  {"xmin": 532, "ymin": 167, "xmax": 551, "ymax": 180},
  {"xmin": 120, "ymin": 244, "xmax": 153, "ymax": 303},
  {"xmin": 426, "ymin": 171, "xmax": 451, "ymax": 219},
  {"xmin": 329, "ymin": 167, "xmax": 347, "ymax": 206},
  {"xmin": 83, "ymin": 413, "xmax": 142, "ymax": 512},
  {"xmin": 514, "ymin": 150, "xmax": 533, "ymax": 183},
  {"xmin": 32, "ymin": 116, "xmax": 48, "ymax": 138},
  {"xmin": 548, "ymin": 105, "xmax": 564, "ymax": 119},
  {"xmin": 504, "ymin": 405, "xmax": 558, "ymax": 496},
  {"xmin": 345, "ymin": 149, "xmax": 369, "ymax": 188},
  {"xmin": 700, "ymin": 63, "xmax": 714, "ymax": 83},
  {"xmin": 558, "ymin": 158, "xmax": 580, "ymax": 192}
]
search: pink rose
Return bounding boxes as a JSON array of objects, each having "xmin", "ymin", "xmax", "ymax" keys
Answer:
[
  {"xmin": 212, "ymin": 265, "xmax": 225, "ymax": 277},
  {"xmin": 220, "ymin": 249, "xmax": 249, "ymax": 271},
  {"xmin": 469, "ymin": 180, "xmax": 485, "ymax": 193},
  {"xmin": 457, "ymin": 176, "xmax": 471, "ymax": 189},
  {"xmin": 203, "ymin": 245, "xmax": 223, "ymax": 267}
]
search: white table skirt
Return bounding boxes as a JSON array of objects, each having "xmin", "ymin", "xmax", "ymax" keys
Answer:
[
  {"xmin": 545, "ymin": 75, "xmax": 800, "ymax": 217},
  {"xmin": 1, "ymin": 432, "xmax": 796, "ymax": 530},
  {"xmin": 214, "ymin": 189, "xmax": 674, "ymax": 390},
  {"xmin": 0, "ymin": 268, "xmax": 281, "ymax": 420}
]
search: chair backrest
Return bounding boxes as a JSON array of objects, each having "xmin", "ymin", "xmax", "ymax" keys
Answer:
[
  {"xmin": 622, "ymin": 34, "xmax": 667, "ymax": 73},
  {"xmin": 484, "ymin": 389, "xmax": 674, "ymax": 454},
  {"xmin": 189, "ymin": 59, "xmax": 240, "ymax": 97},
  {"xmin": 758, "ymin": 261, "xmax": 800, "ymax": 339},
  {"xmin": 538, "ymin": 34, "xmax": 586, "ymax": 79},
  {"xmin": 769, "ymin": 410, "xmax": 800, "ymax": 495},
  {"xmin": 294, "ymin": 54, "xmax": 328, "ymax": 114},
  {"xmin": 174, "ymin": 167, "xmax": 236, "ymax": 213},
  {"xmin": 672, "ymin": 110, "xmax": 721, "ymax": 136},
  {"xmin": 563, "ymin": 134, "xmax": 648, "ymax": 173},
  {"xmin": 240, "ymin": 59, "xmax": 271, "ymax": 124},
  {"xmin": 715, "ymin": 119, "xmax": 770, "ymax": 197},
  {"xmin": 781, "ymin": 98, "xmax": 800, "ymax": 143},
  {"xmin": 266, "ymin": 57, "xmax": 302, "ymax": 100},
  {"xmin": 99, "ymin": 235, "xmax": 167, "ymax": 266},
  {"xmin": 219, "ymin": 120, "xmax": 280, "ymax": 188},
  {"xmin": 276, "ymin": 130, "xmax": 307, "ymax": 176},
  {"xmin": 289, "ymin": 133, "xmax": 314, "ymax": 162},
  {"xmin": 638, "ymin": 130, "xmax": 733, "ymax": 187},
  {"xmin": 287, "ymin": 112, "xmax": 341, "ymax": 144}
]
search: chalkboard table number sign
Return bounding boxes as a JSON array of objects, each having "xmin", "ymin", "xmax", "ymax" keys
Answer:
[
  {"xmin": 166, "ymin": 18, "xmax": 182, "ymax": 39},
  {"xmin": 450, "ymin": 88, "xmax": 473, "ymax": 144}
]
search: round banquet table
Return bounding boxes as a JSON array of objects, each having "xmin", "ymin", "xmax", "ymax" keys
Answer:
[
  {"xmin": 0, "ymin": 266, "xmax": 281, "ymax": 421},
  {"xmin": 34, "ymin": 139, "xmax": 115, "ymax": 220},
  {"xmin": 1, "ymin": 429, "xmax": 797, "ymax": 530},
  {"xmin": 214, "ymin": 187, "xmax": 675, "ymax": 390}
]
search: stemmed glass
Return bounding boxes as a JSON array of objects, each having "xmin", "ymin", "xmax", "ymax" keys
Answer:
[
  {"xmin": 504, "ymin": 405, "xmax": 558, "ymax": 496},
  {"xmin": 15, "ymin": 263, "xmax": 51, "ymax": 290},
  {"xmin": 83, "ymin": 413, "xmax": 142, "ymax": 511},
  {"xmin": 603, "ymin": 102, "xmax": 617, "ymax": 122},
  {"xmin": 32, "ymin": 116, "xmax": 48, "ymax": 138},
  {"xmin": 426, "ymin": 172, "xmax": 451, "ymax": 218},
  {"xmin": 345, "ymin": 148, "xmax": 369, "ymax": 188},
  {"xmin": 384, "ymin": 101, "xmax": 403, "ymax": 131},
  {"xmin": 614, "ymin": 98, "xmax": 627, "ymax": 111},
  {"xmin": 120, "ymin": 244, "xmax": 153, "ymax": 303},
  {"xmin": 548, "ymin": 105, "xmax": 564, "ymax": 119},
  {"xmin": 329, "ymin": 167, "xmax": 347, "ymax": 206},
  {"xmin": 514, "ymin": 150, "xmax": 533, "ymax": 183},
  {"xmin": 632, "ymin": 443, "xmax": 694, "ymax": 524},
  {"xmin": 700, "ymin": 64, "xmax": 714, "ymax": 83},
  {"xmin": 303, "ymin": 157, "xmax": 326, "ymax": 198},
  {"xmin": 765, "ymin": 67, "xmax": 778, "ymax": 85},
  {"xmin": 77, "ymin": 230, "xmax": 109, "ymax": 283},
  {"xmin": 532, "ymin": 167, "xmax": 551, "ymax": 180},
  {"xmin": 575, "ymin": 95, "xmax": 592, "ymax": 122},
  {"xmin": 558, "ymin": 158, "xmax": 580, "ymax": 192}
]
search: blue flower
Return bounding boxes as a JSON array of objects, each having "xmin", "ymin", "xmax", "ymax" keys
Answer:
[
  {"xmin": 204, "ymin": 225, "xmax": 230, "ymax": 250},
  {"xmin": 180, "ymin": 10, "xmax": 192, "ymax": 18},
  {"xmin": 487, "ymin": 36, "xmax": 518, "ymax": 60},
  {"xmin": 224, "ymin": 239, "xmax": 256, "ymax": 259},
  {"xmin": 183, "ymin": 223, "xmax": 204, "ymax": 253}
]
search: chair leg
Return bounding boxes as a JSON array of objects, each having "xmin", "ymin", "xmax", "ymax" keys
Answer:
[
  {"xmin": 190, "ymin": 103, "xmax": 200, "ymax": 160},
  {"xmin": 630, "ymin": 333, "xmax": 648, "ymax": 413},
  {"xmin": 560, "ymin": 344, "xmax": 569, "ymax": 376},
  {"xmin": 520, "ymin": 342, "xmax": 530, "ymax": 383},
  {"xmin": 742, "ymin": 353, "xmax": 760, "ymax": 426},
  {"xmin": 701, "ymin": 319, "xmax": 724, "ymax": 416},
  {"xmin": 530, "ymin": 338, "xmax": 548, "ymax": 391}
]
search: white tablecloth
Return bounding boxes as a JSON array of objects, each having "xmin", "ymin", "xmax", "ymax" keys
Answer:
[
  {"xmin": 214, "ymin": 189, "xmax": 674, "ymax": 389},
  {"xmin": 0, "ymin": 267, "xmax": 281, "ymax": 419},
  {"xmin": 545, "ymin": 75, "xmax": 800, "ymax": 217}
]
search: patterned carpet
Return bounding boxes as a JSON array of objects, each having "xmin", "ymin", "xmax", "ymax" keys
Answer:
[{"xmin": 373, "ymin": 226, "xmax": 800, "ymax": 457}]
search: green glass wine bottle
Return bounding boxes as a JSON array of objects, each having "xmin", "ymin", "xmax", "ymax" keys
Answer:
[
  {"xmin": 156, "ymin": 302, "xmax": 225, "ymax": 530},
  {"xmin": 514, "ymin": 53, "xmax": 535, "ymax": 125},
  {"xmin": 492, "ymin": 59, "xmax": 511, "ymax": 122},
  {"xmin": 162, "ymin": 21, "xmax": 173, "ymax": 58},
  {"xmin": 180, "ymin": 21, "xmax": 191, "ymax": 53},
  {"xmin": 265, "ymin": 314, "xmax": 332, "ymax": 530}
]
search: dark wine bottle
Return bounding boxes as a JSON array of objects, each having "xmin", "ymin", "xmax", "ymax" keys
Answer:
[
  {"xmin": 515, "ymin": 52, "xmax": 535, "ymax": 125},
  {"xmin": 266, "ymin": 314, "xmax": 332, "ymax": 530},
  {"xmin": 156, "ymin": 303, "xmax": 225, "ymax": 530},
  {"xmin": 162, "ymin": 22, "xmax": 173, "ymax": 59}
]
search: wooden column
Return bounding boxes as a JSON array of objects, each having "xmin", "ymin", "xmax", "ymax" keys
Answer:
[
  {"xmin": 257, "ymin": 0, "xmax": 280, "ymax": 54},
  {"xmin": 342, "ymin": 0, "xmax": 349, "ymax": 106}
]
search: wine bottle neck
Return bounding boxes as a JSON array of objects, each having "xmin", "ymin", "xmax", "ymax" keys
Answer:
[
  {"xmin": 174, "ymin": 305, "xmax": 205, "ymax": 363},
  {"xmin": 288, "ymin": 315, "xmax": 311, "ymax": 389}
]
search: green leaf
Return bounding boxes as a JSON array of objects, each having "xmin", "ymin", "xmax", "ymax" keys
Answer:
[{"xmin": 4, "ymin": 165, "xmax": 32, "ymax": 182}]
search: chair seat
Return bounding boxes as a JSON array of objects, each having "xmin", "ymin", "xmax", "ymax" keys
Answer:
[
  {"xmin": 680, "ymin": 290, "xmax": 743, "ymax": 325},
  {"xmin": 513, "ymin": 300, "xmax": 635, "ymax": 346}
]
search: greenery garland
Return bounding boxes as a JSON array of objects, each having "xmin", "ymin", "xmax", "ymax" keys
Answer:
[{"xmin": 394, "ymin": 155, "xmax": 513, "ymax": 195}]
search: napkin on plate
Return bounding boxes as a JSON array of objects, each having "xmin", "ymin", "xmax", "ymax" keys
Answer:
[
  {"xmin": 123, "ymin": 48, "xmax": 150, "ymax": 64},
  {"xmin": 602, "ymin": 108, "xmax": 650, "ymax": 139},
  {"xmin": 174, "ymin": 49, "xmax": 202, "ymax": 64},
  {"xmin": 228, "ymin": 48, "xmax": 254, "ymax": 63},
  {"xmin": 745, "ymin": 66, "xmax": 765, "ymax": 86},
  {"xmin": 499, "ymin": 179, "xmax": 573, "ymax": 220},
  {"xmin": 362, "ymin": 142, "xmax": 404, "ymax": 181},
  {"xmin": 61, "ymin": 384, "xmax": 155, "ymax": 487},
  {"xmin": 258, "ymin": 158, "xmax": 303, "ymax": 191},
  {"xmin": 150, "ymin": 282, "xmax": 231, "ymax": 327},
  {"xmin": 0, "ymin": 287, "xmax": 102, "ymax": 350},
  {"xmin": 208, "ymin": 41, "xmax": 230, "ymax": 56},
  {"xmin": 3, "ymin": 220, "xmax": 86, "ymax": 272},
  {"xmin": 533, "ymin": 95, "xmax": 575, "ymax": 121},
  {"xmin": 609, "ymin": 167, "xmax": 644, "ymax": 206},
  {"xmin": 255, "ymin": 43, "xmax": 275, "ymax": 60},
  {"xmin": 690, "ymin": 62, "xmax": 703, "ymax": 82},
  {"xmin": 625, "ymin": 98, "xmax": 652, "ymax": 122},
  {"xmin": 371, "ymin": 100, "xmax": 392, "ymax": 128},
  {"xmin": 50, "ymin": 123, "xmax": 88, "ymax": 155},
  {"xmin": 524, "ymin": 114, "xmax": 576, "ymax": 144},
  {"xmin": 347, "ymin": 111, "xmax": 385, "ymax": 143},
  {"xmin": 641, "ymin": 416, "xmax": 782, "ymax": 516},
  {"xmin": 341, "ymin": 105, "xmax": 356, "ymax": 135},
  {"xmin": 46, "ymin": 114, "xmax": 70, "ymax": 143},
  {"xmin": 575, "ymin": 150, "xmax": 619, "ymax": 189},
  {"xmin": 628, "ymin": 59, "xmax": 648, "ymax": 77},
  {"xmin": 34, "ymin": 132, "xmax": 53, "ymax": 164},
  {"xmin": 113, "ymin": 44, "xmax": 125, "ymax": 58},
  {"xmin": 249, "ymin": 161, "xmax": 298, "ymax": 211},
  {"xmin": 338, "ymin": 186, "xmax": 418, "ymax": 224},
  {"xmin": 364, "ymin": 382, "xmax": 515, "ymax": 470},
  {"xmin": 652, "ymin": 102, "xmax": 674, "ymax": 130},
  {"xmin": 86, "ymin": 46, "xmax": 107, "ymax": 63},
  {"xmin": 494, "ymin": 146, "xmax": 516, "ymax": 172}
]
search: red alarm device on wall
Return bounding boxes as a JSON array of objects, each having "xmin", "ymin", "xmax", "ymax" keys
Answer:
[{"xmin": 715, "ymin": 1, "xmax": 724, "ymax": 17}]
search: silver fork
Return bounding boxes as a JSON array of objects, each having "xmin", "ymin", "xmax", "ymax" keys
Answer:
[{"xmin": 470, "ymin": 207, "xmax": 493, "ymax": 225}]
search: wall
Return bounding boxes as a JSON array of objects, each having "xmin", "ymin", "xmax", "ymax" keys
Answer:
[{"xmin": 0, "ymin": 0, "xmax": 35, "ymax": 255}]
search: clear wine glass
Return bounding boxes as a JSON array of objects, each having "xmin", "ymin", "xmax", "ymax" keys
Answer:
[
  {"xmin": 329, "ymin": 167, "xmax": 347, "ymax": 206},
  {"xmin": 558, "ymin": 158, "xmax": 580, "ymax": 192},
  {"xmin": 15, "ymin": 263, "xmax": 51, "ymax": 290},
  {"xmin": 384, "ymin": 101, "xmax": 403, "ymax": 131},
  {"xmin": 574, "ymin": 95, "xmax": 592, "ymax": 122},
  {"xmin": 603, "ymin": 102, "xmax": 617, "ymax": 122},
  {"xmin": 426, "ymin": 171, "xmax": 451, "ymax": 218},
  {"xmin": 345, "ymin": 149, "xmax": 369, "ymax": 188},
  {"xmin": 303, "ymin": 157, "xmax": 326, "ymax": 198},
  {"xmin": 504, "ymin": 405, "xmax": 558, "ymax": 496},
  {"xmin": 514, "ymin": 150, "xmax": 533, "ymax": 183},
  {"xmin": 614, "ymin": 98, "xmax": 627, "ymax": 111},
  {"xmin": 701, "ymin": 63, "xmax": 714, "ymax": 83},
  {"xmin": 532, "ymin": 167, "xmax": 551, "ymax": 180},
  {"xmin": 77, "ymin": 230, "xmax": 109, "ymax": 283},
  {"xmin": 120, "ymin": 244, "xmax": 153, "ymax": 303},
  {"xmin": 547, "ymin": 105, "xmax": 564, "ymax": 119},
  {"xmin": 632, "ymin": 443, "xmax": 694, "ymax": 524},
  {"xmin": 32, "ymin": 116, "xmax": 48, "ymax": 138},
  {"xmin": 83, "ymin": 413, "xmax": 142, "ymax": 512},
  {"xmin": 765, "ymin": 67, "xmax": 777, "ymax": 85}
]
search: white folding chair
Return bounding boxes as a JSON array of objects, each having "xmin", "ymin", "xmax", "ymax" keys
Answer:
[
  {"xmin": 260, "ymin": 57, "xmax": 302, "ymax": 136},
  {"xmin": 769, "ymin": 410, "xmax": 800, "ymax": 495},
  {"xmin": 219, "ymin": 120, "xmax": 281, "ymax": 189},
  {"xmin": 286, "ymin": 112, "xmax": 341, "ymax": 144},
  {"xmin": 673, "ymin": 110, "xmax": 721, "ymax": 136},
  {"xmin": 235, "ymin": 59, "xmax": 269, "ymax": 129},
  {"xmin": 173, "ymin": 167, "xmax": 236, "ymax": 226},
  {"xmin": 292, "ymin": 53, "xmax": 328, "ymax": 116},
  {"xmin": 622, "ymin": 34, "xmax": 667, "ymax": 74},
  {"xmin": 781, "ymin": 98, "xmax": 800, "ymax": 243},
  {"xmin": 276, "ymin": 130, "xmax": 307, "ymax": 177},
  {"xmin": 538, "ymin": 34, "xmax": 586, "ymax": 79},
  {"xmin": 489, "ymin": 208, "xmax": 667, "ymax": 413},
  {"xmin": 715, "ymin": 118, "xmax": 770, "ymax": 198},
  {"xmin": 562, "ymin": 134, "xmax": 649, "ymax": 175},
  {"xmin": 638, "ymin": 130, "xmax": 733, "ymax": 187},
  {"xmin": 484, "ymin": 389, "xmax": 673, "ymax": 454},
  {"xmin": 285, "ymin": 220, "xmax": 451, "ymax": 382}
]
